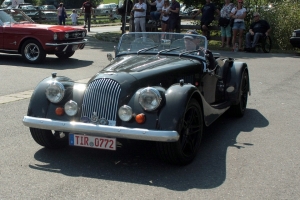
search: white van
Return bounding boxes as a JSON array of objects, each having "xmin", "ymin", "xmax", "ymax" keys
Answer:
[
  {"xmin": 1, "ymin": 0, "xmax": 25, "ymax": 8},
  {"xmin": 1, "ymin": 0, "xmax": 12, "ymax": 8}
]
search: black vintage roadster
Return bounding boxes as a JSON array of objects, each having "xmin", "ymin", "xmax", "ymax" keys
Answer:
[{"xmin": 23, "ymin": 32, "xmax": 250, "ymax": 165}]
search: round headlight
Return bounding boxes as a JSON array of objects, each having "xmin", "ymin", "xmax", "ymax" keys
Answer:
[
  {"xmin": 118, "ymin": 105, "xmax": 133, "ymax": 121},
  {"xmin": 53, "ymin": 33, "xmax": 58, "ymax": 40},
  {"xmin": 138, "ymin": 87, "xmax": 162, "ymax": 111},
  {"xmin": 65, "ymin": 33, "xmax": 69, "ymax": 39},
  {"xmin": 45, "ymin": 81, "xmax": 65, "ymax": 103},
  {"xmin": 64, "ymin": 100, "xmax": 78, "ymax": 116},
  {"xmin": 82, "ymin": 31, "xmax": 86, "ymax": 37}
]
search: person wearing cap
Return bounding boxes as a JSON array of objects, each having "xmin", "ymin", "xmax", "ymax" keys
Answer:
[
  {"xmin": 245, "ymin": 12, "xmax": 271, "ymax": 52},
  {"xmin": 230, "ymin": 0, "xmax": 246, "ymax": 51},
  {"xmin": 192, "ymin": 0, "xmax": 220, "ymax": 40},
  {"xmin": 183, "ymin": 30, "xmax": 200, "ymax": 51}
]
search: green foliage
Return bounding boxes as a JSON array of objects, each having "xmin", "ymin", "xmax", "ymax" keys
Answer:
[{"xmin": 258, "ymin": 1, "xmax": 299, "ymax": 50}]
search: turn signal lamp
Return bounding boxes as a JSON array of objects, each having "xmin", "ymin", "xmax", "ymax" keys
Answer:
[
  {"xmin": 55, "ymin": 107, "xmax": 64, "ymax": 116},
  {"xmin": 135, "ymin": 113, "xmax": 145, "ymax": 124}
]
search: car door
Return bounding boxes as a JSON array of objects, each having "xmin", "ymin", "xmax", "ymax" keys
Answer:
[{"xmin": 2, "ymin": 26, "xmax": 20, "ymax": 51}]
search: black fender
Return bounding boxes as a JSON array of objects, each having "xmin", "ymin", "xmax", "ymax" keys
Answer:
[
  {"xmin": 27, "ymin": 76, "xmax": 75, "ymax": 119},
  {"xmin": 157, "ymin": 83, "xmax": 202, "ymax": 131},
  {"xmin": 225, "ymin": 61, "xmax": 250, "ymax": 105}
]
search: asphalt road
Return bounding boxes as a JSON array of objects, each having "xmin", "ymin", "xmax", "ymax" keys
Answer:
[{"xmin": 0, "ymin": 32, "xmax": 299, "ymax": 199}]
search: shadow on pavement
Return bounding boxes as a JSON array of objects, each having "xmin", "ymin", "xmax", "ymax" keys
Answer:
[
  {"xmin": 0, "ymin": 53, "xmax": 93, "ymax": 69},
  {"xmin": 29, "ymin": 108, "xmax": 269, "ymax": 191}
]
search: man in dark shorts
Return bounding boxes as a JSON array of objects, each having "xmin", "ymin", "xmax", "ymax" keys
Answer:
[
  {"xmin": 81, "ymin": 0, "xmax": 94, "ymax": 32},
  {"xmin": 193, "ymin": 0, "xmax": 219, "ymax": 40},
  {"xmin": 168, "ymin": 0, "xmax": 180, "ymax": 33}
]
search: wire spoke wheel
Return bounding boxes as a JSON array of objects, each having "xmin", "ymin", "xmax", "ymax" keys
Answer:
[
  {"xmin": 180, "ymin": 107, "xmax": 202, "ymax": 156},
  {"xmin": 156, "ymin": 99, "xmax": 203, "ymax": 165}
]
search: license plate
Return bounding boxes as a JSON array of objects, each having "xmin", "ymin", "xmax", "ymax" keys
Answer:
[{"xmin": 69, "ymin": 133, "xmax": 116, "ymax": 150}]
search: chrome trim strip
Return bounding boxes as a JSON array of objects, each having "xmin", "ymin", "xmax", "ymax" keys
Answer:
[
  {"xmin": 23, "ymin": 116, "xmax": 179, "ymax": 142},
  {"xmin": 45, "ymin": 39, "xmax": 88, "ymax": 46},
  {"xmin": 0, "ymin": 49, "xmax": 18, "ymax": 53}
]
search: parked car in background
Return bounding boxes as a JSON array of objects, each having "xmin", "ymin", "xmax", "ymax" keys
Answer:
[
  {"xmin": 180, "ymin": 4, "xmax": 194, "ymax": 16},
  {"xmin": 94, "ymin": 3, "xmax": 117, "ymax": 16},
  {"xmin": 0, "ymin": 9, "xmax": 87, "ymax": 63},
  {"xmin": 290, "ymin": 29, "xmax": 300, "ymax": 48},
  {"xmin": 1, "ymin": 0, "xmax": 12, "ymax": 8},
  {"xmin": 43, "ymin": 11, "xmax": 58, "ymax": 22},
  {"xmin": 40, "ymin": 5, "xmax": 57, "ymax": 10},
  {"xmin": 22, "ymin": 32, "xmax": 250, "ymax": 165}
]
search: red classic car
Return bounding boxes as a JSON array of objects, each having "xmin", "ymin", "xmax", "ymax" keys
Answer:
[{"xmin": 0, "ymin": 9, "xmax": 87, "ymax": 64}]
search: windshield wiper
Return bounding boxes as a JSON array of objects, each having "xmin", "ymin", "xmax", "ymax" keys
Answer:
[
  {"xmin": 16, "ymin": 21, "xmax": 32, "ymax": 24},
  {"xmin": 179, "ymin": 47, "xmax": 206, "ymax": 58},
  {"xmin": 137, "ymin": 45, "xmax": 159, "ymax": 55},
  {"xmin": 157, "ymin": 47, "xmax": 180, "ymax": 56}
]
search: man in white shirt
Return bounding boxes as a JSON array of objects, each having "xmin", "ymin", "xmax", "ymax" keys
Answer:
[{"xmin": 131, "ymin": 0, "xmax": 147, "ymax": 32}]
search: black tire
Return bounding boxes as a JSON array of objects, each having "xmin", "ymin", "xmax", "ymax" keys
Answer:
[
  {"xmin": 230, "ymin": 70, "xmax": 249, "ymax": 117},
  {"xmin": 55, "ymin": 51, "xmax": 75, "ymax": 59},
  {"xmin": 262, "ymin": 36, "xmax": 272, "ymax": 53},
  {"xmin": 21, "ymin": 39, "xmax": 46, "ymax": 64},
  {"xmin": 30, "ymin": 128, "xmax": 68, "ymax": 149},
  {"xmin": 156, "ymin": 99, "xmax": 203, "ymax": 165}
]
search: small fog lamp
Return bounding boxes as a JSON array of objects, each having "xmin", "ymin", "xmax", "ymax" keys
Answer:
[
  {"xmin": 118, "ymin": 105, "xmax": 133, "ymax": 121},
  {"xmin": 64, "ymin": 100, "xmax": 78, "ymax": 116}
]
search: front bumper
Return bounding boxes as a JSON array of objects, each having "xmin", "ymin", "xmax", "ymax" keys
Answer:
[
  {"xmin": 23, "ymin": 116, "xmax": 179, "ymax": 142},
  {"xmin": 45, "ymin": 39, "xmax": 87, "ymax": 51}
]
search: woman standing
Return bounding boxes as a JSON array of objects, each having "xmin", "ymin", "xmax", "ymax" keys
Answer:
[
  {"xmin": 160, "ymin": 0, "xmax": 170, "ymax": 34},
  {"xmin": 220, "ymin": 0, "xmax": 234, "ymax": 48},
  {"xmin": 230, "ymin": 0, "xmax": 246, "ymax": 51},
  {"xmin": 57, "ymin": 3, "xmax": 67, "ymax": 25}
]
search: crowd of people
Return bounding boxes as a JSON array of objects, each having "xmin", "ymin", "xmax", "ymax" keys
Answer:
[
  {"xmin": 126, "ymin": 0, "xmax": 271, "ymax": 52},
  {"xmin": 55, "ymin": 0, "xmax": 271, "ymax": 52}
]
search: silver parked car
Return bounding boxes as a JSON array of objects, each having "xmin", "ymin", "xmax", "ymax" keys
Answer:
[{"xmin": 94, "ymin": 3, "xmax": 117, "ymax": 16}]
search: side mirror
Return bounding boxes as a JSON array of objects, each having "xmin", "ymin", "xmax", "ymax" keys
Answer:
[{"xmin": 107, "ymin": 53, "xmax": 113, "ymax": 62}]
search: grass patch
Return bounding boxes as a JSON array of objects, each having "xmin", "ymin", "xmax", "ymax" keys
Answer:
[{"xmin": 102, "ymin": 0, "xmax": 120, "ymax": 4}]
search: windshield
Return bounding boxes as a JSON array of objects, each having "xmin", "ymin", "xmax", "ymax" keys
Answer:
[
  {"xmin": 116, "ymin": 32, "xmax": 208, "ymax": 58},
  {"xmin": 0, "ymin": 9, "xmax": 34, "ymax": 25}
]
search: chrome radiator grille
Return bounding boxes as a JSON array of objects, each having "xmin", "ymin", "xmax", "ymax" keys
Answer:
[{"xmin": 81, "ymin": 79, "xmax": 121, "ymax": 121}]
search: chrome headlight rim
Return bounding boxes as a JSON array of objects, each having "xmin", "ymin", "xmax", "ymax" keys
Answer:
[
  {"xmin": 64, "ymin": 100, "xmax": 78, "ymax": 116},
  {"xmin": 45, "ymin": 81, "xmax": 65, "ymax": 103},
  {"xmin": 118, "ymin": 105, "xmax": 133, "ymax": 122},
  {"xmin": 138, "ymin": 87, "xmax": 162, "ymax": 111},
  {"xmin": 53, "ymin": 33, "xmax": 58, "ymax": 40}
]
